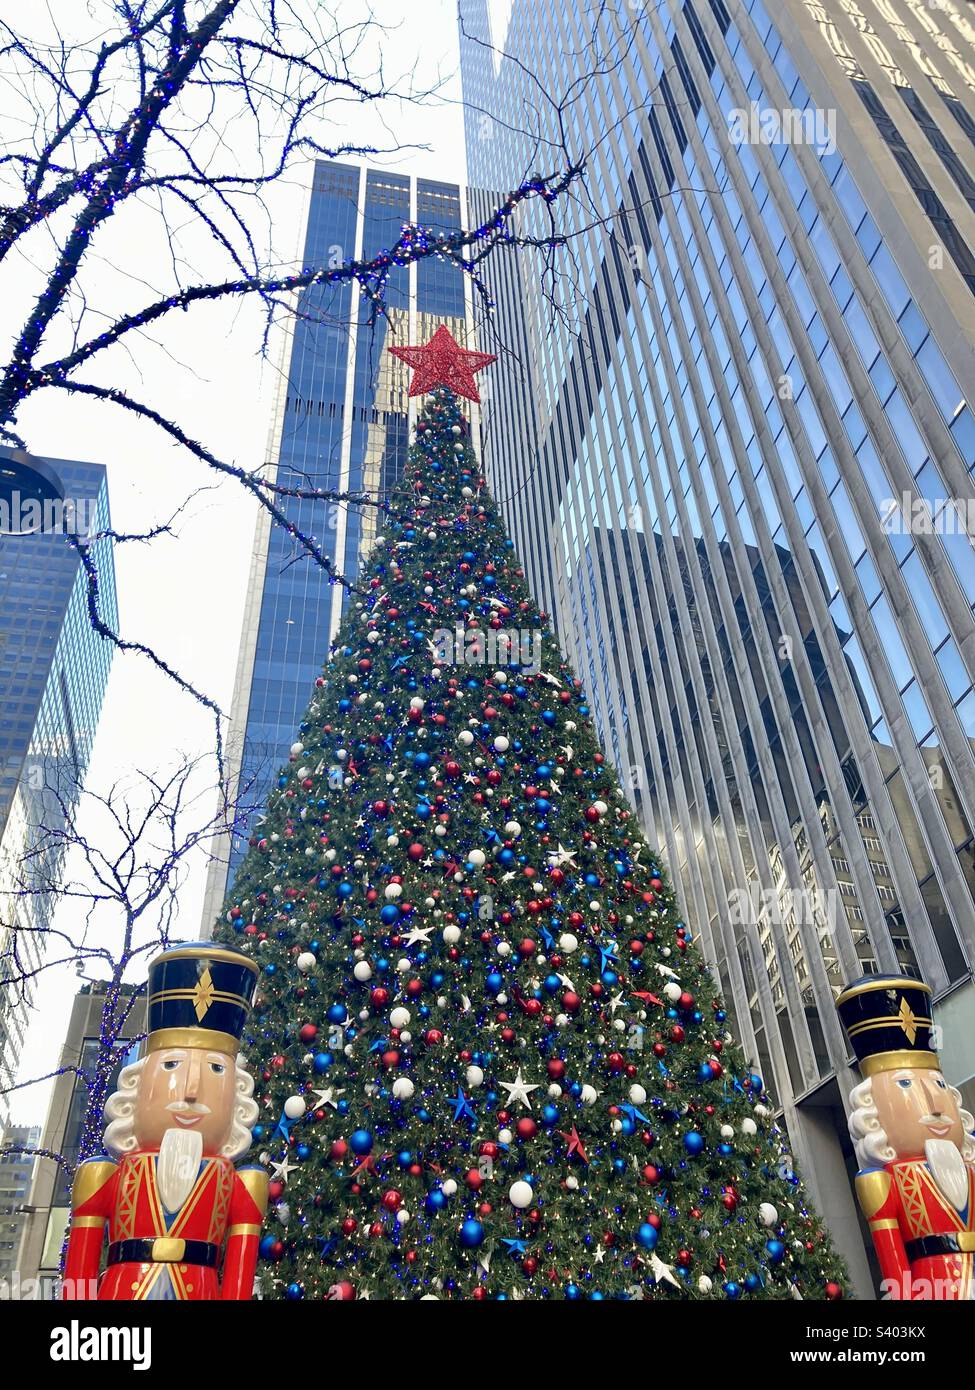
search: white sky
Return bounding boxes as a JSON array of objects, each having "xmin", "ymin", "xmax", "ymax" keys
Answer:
[{"xmin": 4, "ymin": 0, "xmax": 470, "ymax": 1125}]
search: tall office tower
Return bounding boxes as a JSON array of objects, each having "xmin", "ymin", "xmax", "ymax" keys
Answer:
[
  {"xmin": 0, "ymin": 456, "xmax": 116, "ymax": 1129},
  {"xmin": 460, "ymin": 0, "xmax": 975, "ymax": 1292},
  {"xmin": 0, "ymin": 1122, "xmax": 39, "ymax": 1286},
  {"xmin": 201, "ymin": 162, "xmax": 483, "ymax": 924},
  {"xmin": 15, "ymin": 982, "xmax": 144, "ymax": 1296}
]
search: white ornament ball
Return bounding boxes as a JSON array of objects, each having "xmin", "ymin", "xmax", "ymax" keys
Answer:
[
  {"xmin": 759, "ymin": 1203, "xmax": 779, "ymax": 1227},
  {"xmin": 283, "ymin": 1095, "xmax": 306, "ymax": 1121},
  {"xmin": 664, "ymin": 982, "xmax": 683, "ymax": 1002},
  {"xmin": 493, "ymin": 736, "xmax": 509, "ymax": 752},
  {"xmin": 353, "ymin": 961, "xmax": 373, "ymax": 982},
  {"xmin": 741, "ymin": 1118, "xmax": 758, "ymax": 1136},
  {"xmin": 392, "ymin": 1077, "xmax": 415, "ymax": 1101},
  {"xmin": 697, "ymin": 1275, "xmax": 713, "ymax": 1294},
  {"xmin": 442, "ymin": 1180, "xmax": 457, "ymax": 1197},
  {"xmin": 580, "ymin": 1084, "xmax": 598, "ymax": 1105},
  {"xmin": 509, "ymin": 1180, "xmax": 534, "ymax": 1209},
  {"xmin": 443, "ymin": 924, "xmax": 461, "ymax": 944},
  {"xmin": 466, "ymin": 1065, "xmax": 484, "ymax": 1087},
  {"xmin": 457, "ymin": 731, "xmax": 474, "ymax": 747},
  {"xmin": 384, "ymin": 883, "xmax": 402, "ymax": 900},
  {"xmin": 628, "ymin": 1084, "xmax": 647, "ymax": 1104},
  {"xmin": 390, "ymin": 1007, "xmax": 411, "ymax": 1029},
  {"xmin": 296, "ymin": 952, "xmax": 317, "ymax": 974},
  {"xmin": 558, "ymin": 932, "xmax": 579, "ymax": 954},
  {"xmin": 504, "ymin": 821, "xmax": 521, "ymax": 838},
  {"xmin": 467, "ymin": 849, "xmax": 486, "ymax": 867}
]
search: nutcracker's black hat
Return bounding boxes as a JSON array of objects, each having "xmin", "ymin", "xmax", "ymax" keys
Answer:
[
  {"xmin": 146, "ymin": 942, "xmax": 258, "ymax": 1056},
  {"xmin": 835, "ymin": 974, "xmax": 938, "ymax": 1077}
]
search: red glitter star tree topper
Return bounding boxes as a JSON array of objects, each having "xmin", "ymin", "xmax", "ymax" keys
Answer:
[{"xmin": 388, "ymin": 324, "xmax": 497, "ymax": 403}]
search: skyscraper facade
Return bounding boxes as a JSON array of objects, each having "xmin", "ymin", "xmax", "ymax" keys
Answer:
[
  {"xmin": 0, "ymin": 455, "xmax": 116, "ymax": 1129},
  {"xmin": 201, "ymin": 162, "xmax": 483, "ymax": 924},
  {"xmin": 459, "ymin": 0, "xmax": 975, "ymax": 1291},
  {"xmin": 0, "ymin": 1122, "xmax": 39, "ymax": 1286}
]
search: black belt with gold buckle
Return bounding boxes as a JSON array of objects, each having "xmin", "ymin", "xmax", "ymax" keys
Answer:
[
  {"xmin": 906, "ymin": 1233, "xmax": 975, "ymax": 1261},
  {"xmin": 107, "ymin": 1237, "xmax": 220, "ymax": 1267}
]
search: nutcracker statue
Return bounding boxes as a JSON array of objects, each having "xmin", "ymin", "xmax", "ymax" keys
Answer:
[
  {"xmin": 837, "ymin": 973, "xmax": 975, "ymax": 1300},
  {"xmin": 64, "ymin": 943, "xmax": 267, "ymax": 1300}
]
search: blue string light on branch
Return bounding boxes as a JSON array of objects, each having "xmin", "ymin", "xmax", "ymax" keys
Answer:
[{"xmin": 12, "ymin": 165, "xmax": 582, "ymax": 413}]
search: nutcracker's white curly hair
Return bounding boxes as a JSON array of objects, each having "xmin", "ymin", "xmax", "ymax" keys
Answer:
[
  {"xmin": 103, "ymin": 1054, "xmax": 258, "ymax": 1161},
  {"xmin": 848, "ymin": 1077, "xmax": 975, "ymax": 1168}
]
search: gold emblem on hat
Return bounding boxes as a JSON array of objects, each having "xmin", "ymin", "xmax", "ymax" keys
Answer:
[
  {"xmin": 897, "ymin": 995, "xmax": 918, "ymax": 1045},
  {"xmin": 192, "ymin": 967, "xmax": 216, "ymax": 1022}
]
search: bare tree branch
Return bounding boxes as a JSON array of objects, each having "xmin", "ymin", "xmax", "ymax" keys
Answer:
[{"xmin": 0, "ymin": 0, "xmax": 588, "ymax": 749}]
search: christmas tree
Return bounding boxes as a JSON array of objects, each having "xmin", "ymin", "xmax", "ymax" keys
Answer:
[{"xmin": 215, "ymin": 329, "xmax": 848, "ymax": 1301}]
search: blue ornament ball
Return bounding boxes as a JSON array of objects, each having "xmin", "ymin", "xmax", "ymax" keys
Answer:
[
  {"xmin": 459, "ymin": 1219, "xmax": 484, "ymax": 1248},
  {"xmin": 349, "ymin": 1129, "xmax": 373, "ymax": 1155},
  {"xmin": 637, "ymin": 1222, "xmax": 659, "ymax": 1249}
]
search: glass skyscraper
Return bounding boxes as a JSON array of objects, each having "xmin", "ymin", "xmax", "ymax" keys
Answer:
[
  {"xmin": 0, "ymin": 456, "xmax": 116, "ymax": 1126},
  {"xmin": 459, "ymin": 0, "xmax": 975, "ymax": 1292},
  {"xmin": 201, "ymin": 162, "xmax": 482, "ymax": 923}
]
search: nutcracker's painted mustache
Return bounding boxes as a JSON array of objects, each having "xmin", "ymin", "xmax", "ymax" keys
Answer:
[
  {"xmin": 920, "ymin": 1114, "xmax": 954, "ymax": 1134},
  {"xmin": 166, "ymin": 1101, "xmax": 212, "ymax": 1125}
]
